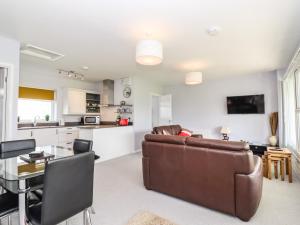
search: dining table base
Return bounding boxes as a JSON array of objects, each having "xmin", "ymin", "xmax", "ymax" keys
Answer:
[{"xmin": 19, "ymin": 179, "xmax": 27, "ymax": 225}]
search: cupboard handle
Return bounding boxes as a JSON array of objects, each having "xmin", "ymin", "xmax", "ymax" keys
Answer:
[
  {"xmin": 30, "ymin": 131, "xmax": 33, "ymax": 137},
  {"xmin": 66, "ymin": 142, "xmax": 72, "ymax": 144},
  {"xmin": 66, "ymin": 132, "xmax": 73, "ymax": 135}
]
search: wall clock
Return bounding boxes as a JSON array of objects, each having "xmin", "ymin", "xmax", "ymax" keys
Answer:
[{"xmin": 123, "ymin": 86, "xmax": 131, "ymax": 98}]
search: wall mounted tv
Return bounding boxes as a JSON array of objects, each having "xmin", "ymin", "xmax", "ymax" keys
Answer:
[{"xmin": 227, "ymin": 94, "xmax": 265, "ymax": 114}]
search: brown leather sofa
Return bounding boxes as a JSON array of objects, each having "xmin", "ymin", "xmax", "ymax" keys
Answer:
[
  {"xmin": 152, "ymin": 124, "xmax": 203, "ymax": 138},
  {"xmin": 142, "ymin": 134, "xmax": 263, "ymax": 221}
]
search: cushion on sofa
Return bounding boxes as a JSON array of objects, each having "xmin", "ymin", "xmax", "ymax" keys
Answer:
[
  {"xmin": 152, "ymin": 125, "xmax": 182, "ymax": 135},
  {"xmin": 186, "ymin": 137, "xmax": 249, "ymax": 151},
  {"xmin": 144, "ymin": 134, "xmax": 186, "ymax": 145},
  {"xmin": 178, "ymin": 128, "xmax": 193, "ymax": 137}
]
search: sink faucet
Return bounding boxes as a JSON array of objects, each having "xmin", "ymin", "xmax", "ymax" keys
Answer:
[{"xmin": 34, "ymin": 116, "xmax": 40, "ymax": 126}]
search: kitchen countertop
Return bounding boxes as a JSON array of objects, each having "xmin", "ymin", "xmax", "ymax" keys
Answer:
[{"xmin": 18, "ymin": 124, "xmax": 133, "ymax": 130}]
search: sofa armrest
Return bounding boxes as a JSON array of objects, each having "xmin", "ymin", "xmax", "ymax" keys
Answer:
[
  {"xmin": 235, "ymin": 155, "xmax": 263, "ymax": 221},
  {"xmin": 191, "ymin": 134, "xmax": 203, "ymax": 138}
]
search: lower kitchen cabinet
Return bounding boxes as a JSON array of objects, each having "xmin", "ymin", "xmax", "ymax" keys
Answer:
[
  {"xmin": 17, "ymin": 128, "xmax": 58, "ymax": 146},
  {"xmin": 57, "ymin": 127, "xmax": 79, "ymax": 148},
  {"xmin": 34, "ymin": 128, "xmax": 59, "ymax": 146},
  {"xmin": 17, "ymin": 127, "xmax": 79, "ymax": 148}
]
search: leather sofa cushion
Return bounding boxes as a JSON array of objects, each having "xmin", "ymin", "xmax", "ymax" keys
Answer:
[
  {"xmin": 145, "ymin": 134, "xmax": 186, "ymax": 145},
  {"xmin": 186, "ymin": 137, "xmax": 249, "ymax": 151},
  {"xmin": 152, "ymin": 125, "xmax": 182, "ymax": 135}
]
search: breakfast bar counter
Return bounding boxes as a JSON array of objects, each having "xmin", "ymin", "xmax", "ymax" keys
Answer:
[{"xmin": 79, "ymin": 125, "xmax": 134, "ymax": 162}]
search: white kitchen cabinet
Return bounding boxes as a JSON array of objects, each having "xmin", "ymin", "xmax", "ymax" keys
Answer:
[
  {"xmin": 17, "ymin": 129, "xmax": 34, "ymax": 139},
  {"xmin": 17, "ymin": 127, "xmax": 79, "ymax": 148},
  {"xmin": 33, "ymin": 128, "xmax": 58, "ymax": 147},
  {"xmin": 63, "ymin": 88, "xmax": 86, "ymax": 115},
  {"xmin": 57, "ymin": 127, "xmax": 79, "ymax": 149},
  {"xmin": 17, "ymin": 128, "xmax": 58, "ymax": 147}
]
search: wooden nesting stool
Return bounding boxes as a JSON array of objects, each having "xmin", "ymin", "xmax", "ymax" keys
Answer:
[
  {"xmin": 267, "ymin": 155, "xmax": 284, "ymax": 180},
  {"xmin": 262, "ymin": 154, "xmax": 268, "ymax": 178},
  {"xmin": 267, "ymin": 147, "xmax": 293, "ymax": 183}
]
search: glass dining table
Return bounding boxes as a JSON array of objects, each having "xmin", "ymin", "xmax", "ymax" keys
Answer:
[{"xmin": 0, "ymin": 145, "xmax": 76, "ymax": 225}]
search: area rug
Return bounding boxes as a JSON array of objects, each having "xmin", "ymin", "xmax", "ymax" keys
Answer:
[{"xmin": 126, "ymin": 211, "xmax": 178, "ymax": 225}]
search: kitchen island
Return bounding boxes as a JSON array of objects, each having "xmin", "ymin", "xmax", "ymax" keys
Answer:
[{"xmin": 79, "ymin": 125, "xmax": 135, "ymax": 162}]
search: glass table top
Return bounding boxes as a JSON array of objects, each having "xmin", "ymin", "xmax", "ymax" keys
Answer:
[{"xmin": 0, "ymin": 145, "xmax": 75, "ymax": 193}]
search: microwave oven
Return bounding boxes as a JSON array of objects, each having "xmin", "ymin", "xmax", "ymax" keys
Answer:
[{"xmin": 83, "ymin": 116, "xmax": 100, "ymax": 125}]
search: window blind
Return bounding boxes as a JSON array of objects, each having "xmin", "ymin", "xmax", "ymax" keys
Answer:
[{"xmin": 19, "ymin": 87, "xmax": 55, "ymax": 100}]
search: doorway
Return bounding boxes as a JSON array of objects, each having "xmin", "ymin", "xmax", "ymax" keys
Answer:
[{"xmin": 151, "ymin": 94, "xmax": 172, "ymax": 128}]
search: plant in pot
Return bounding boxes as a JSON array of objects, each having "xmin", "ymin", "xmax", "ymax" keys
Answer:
[
  {"xmin": 269, "ymin": 112, "xmax": 278, "ymax": 146},
  {"xmin": 45, "ymin": 114, "xmax": 50, "ymax": 121}
]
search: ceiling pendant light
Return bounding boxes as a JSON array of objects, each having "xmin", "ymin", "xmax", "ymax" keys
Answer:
[
  {"xmin": 136, "ymin": 39, "xmax": 163, "ymax": 65},
  {"xmin": 185, "ymin": 72, "xmax": 203, "ymax": 85}
]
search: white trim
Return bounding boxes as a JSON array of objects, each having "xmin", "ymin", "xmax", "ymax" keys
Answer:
[
  {"xmin": 149, "ymin": 93, "xmax": 161, "ymax": 128},
  {"xmin": 283, "ymin": 45, "xmax": 300, "ymax": 81}
]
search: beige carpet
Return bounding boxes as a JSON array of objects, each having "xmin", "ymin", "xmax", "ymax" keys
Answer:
[{"xmin": 127, "ymin": 211, "xmax": 178, "ymax": 225}]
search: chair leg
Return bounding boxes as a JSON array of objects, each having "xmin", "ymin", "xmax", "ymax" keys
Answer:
[
  {"xmin": 90, "ymin": 206, "xmax": 96, "ymax": 214},
  {"xmin": 7, "ymin": 216, "xmax": 11, "ymax": 225},
  {"xmin": 83, "ymin": 209, "xmax": 87, "ymax": 225},
  {"xmin": 87, "ymin": 210, "xmax": 92, "ymax": 225}
]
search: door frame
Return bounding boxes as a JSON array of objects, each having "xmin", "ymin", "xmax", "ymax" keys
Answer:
[
  {"xmin": 0, "ymin": 64, "xmax": 11, "ymax": 141},
  {"xmin": 149, "ymin": 93, "xmax": 162, "ymax": 128}
]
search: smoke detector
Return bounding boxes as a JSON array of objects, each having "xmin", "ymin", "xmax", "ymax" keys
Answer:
[
  {"xmin": 21, "ymin": 44, "xmax": 64, "ymax": 61},
  {"xmin": 206, "ymin": 26, "xmax": 221, "ymax": 36}
]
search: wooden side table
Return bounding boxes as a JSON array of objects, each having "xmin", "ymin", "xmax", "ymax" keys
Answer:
[{"xmin": 266, "ymin": 147, "xmax": 292, "ymax": 183}]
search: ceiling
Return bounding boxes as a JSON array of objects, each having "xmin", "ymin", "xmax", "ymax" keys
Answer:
[{"xmin": 0, "ymin": 0, "xmax": 300, "ymax": 84}]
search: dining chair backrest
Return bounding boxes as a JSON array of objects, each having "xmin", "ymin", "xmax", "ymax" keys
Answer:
[
  {"xmin": 73, "ymin": 139, "xmax": 93, "ymax": 154},
  {"xmin": 41, "ymin": 152, "xmax": 95, "ymax": 225},
  {"xmin": 0, "ymin": 139, "xmax": 35, "ymax": 159}
]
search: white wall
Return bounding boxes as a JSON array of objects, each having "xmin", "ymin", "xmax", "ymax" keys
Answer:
[
  {"xmin": 164, "ymin": 72, "xmax": 278, "ymax": 144},
  {"xmin": 133, "ymin": 75, "xmax": 163, "ymax": 150},
  {"xmin": 0, "ymin": 35, "xmax": 20, "ymax": 140},
  {"xmin": 0, "ymin": 35, "xmax": 20, "ymax": 175},
  {"xmin": 20, "ymin": 59, "xmax": 99, "ymax": 122}
]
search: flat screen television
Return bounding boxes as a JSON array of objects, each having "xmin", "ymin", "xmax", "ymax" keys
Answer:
[{"xmin": 227, "ymin": 94, "xmax": 265, "ymax": 114}]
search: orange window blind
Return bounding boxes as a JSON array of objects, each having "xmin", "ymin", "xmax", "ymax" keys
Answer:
[{"xmin": 19, "ymin": 87, "xmax": 55, "ymax": 100}]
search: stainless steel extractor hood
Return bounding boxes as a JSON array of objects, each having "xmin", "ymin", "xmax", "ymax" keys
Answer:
[{"xmin": 101, "ymin": 79, "xmax": 114, "ymax": 106}]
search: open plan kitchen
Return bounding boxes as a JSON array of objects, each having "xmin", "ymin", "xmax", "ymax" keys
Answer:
[{"xmin": 17, "ymin": 62, "xmax": 136, "ymax": 162}]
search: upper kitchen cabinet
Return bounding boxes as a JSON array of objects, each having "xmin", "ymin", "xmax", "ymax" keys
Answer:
[
  {"xmin": 63, "ymin": 88, "xmax": 86, "ymax": 115},
  {"xmin": 62, "ymin": 88, "xmax": 101, "ymax": 115}
]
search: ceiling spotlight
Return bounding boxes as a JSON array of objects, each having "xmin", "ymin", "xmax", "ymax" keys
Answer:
[
  {"xmin": 206, "ymin": 26, "xmax": 221, "ymax": 36},
  {"xmin": 82, "ymin": 66, "xmax": 89, "ymax": 70},
  {"xmin": 58, "ymin": 69, "xmax": 85, "ymax": 80}
]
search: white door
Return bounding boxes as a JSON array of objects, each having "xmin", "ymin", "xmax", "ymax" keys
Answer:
[
  {"xmin": 151, "ymin": 95, "xmax": 160, "ymax": 127},
  {"xmin": 159, "ymin": 94, "xmax": 172, "ymax": 125}
]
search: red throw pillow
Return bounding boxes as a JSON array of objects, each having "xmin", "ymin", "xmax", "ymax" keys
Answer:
[{"xmin": 178, "ymin": 129, "xmax": 192, "ymax": 137}]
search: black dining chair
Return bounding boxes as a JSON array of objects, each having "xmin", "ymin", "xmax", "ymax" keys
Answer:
[
  {"xmin": 0, "ymin": 192, "xmax": 18, "ymax": 225},
  {"xmin": 0, "ymin": 139, "xmax": 41, "ymax": 225},
  {"xmin": 33, "ymin": 139, "xmax": 99, "ymax": 202},
  {"xmin": 0, "ymin": 139, "xmax": 36, "ymax": 159},
  {"xmin": 73, "ymin": 139, "xmax": 100, "ymax": 160},
  {"xmin": 26, "ymin": 151, "xmax": 95, "ymax": 225}
]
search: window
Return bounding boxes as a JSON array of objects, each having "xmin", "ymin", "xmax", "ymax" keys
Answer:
[
  {"xmin": 18, "ymin": 99, "xmax": 54, "ymax": 122},
  {"xmin": 282, "ymin": 73, "xmax": 297, "ymax": 151},
  {"xmin": 18, "ymin": 87, "xmax": 56, "ymax": 122}
]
